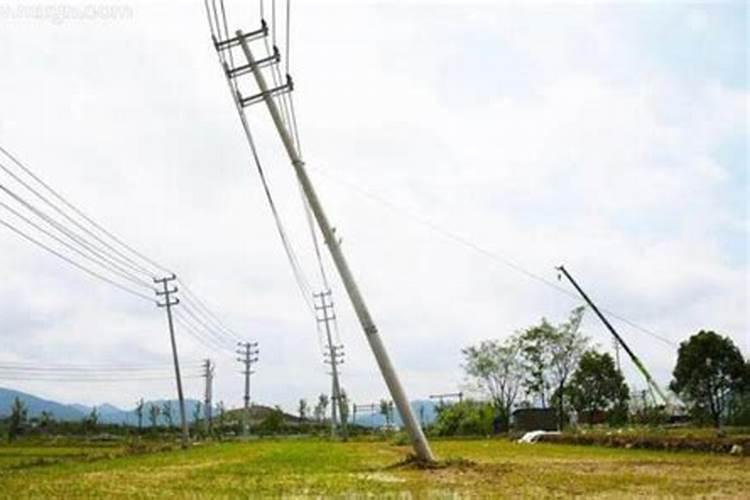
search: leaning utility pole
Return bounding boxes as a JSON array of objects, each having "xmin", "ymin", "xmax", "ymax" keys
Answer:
[
  {"xmin": 226, "ymin": 27, "xmax": 435, "ymax": 463},
  {"xmin": 236, "ymin": 341, "xmax": 259, "ymax": 436},
  {"xmin": 556, "ymin": 265, "xmax": 669, "ymax": 406},
  {"xmin": 202, "ymin": 358, "xmax": 214, "ymax": 435},
  {"xmin": 155, "ymin": 274, "xmax": 189, "ymax": 447},
  {"xmin": 315, "ymin": 289, "xmax": 347, "ymax": 439}
]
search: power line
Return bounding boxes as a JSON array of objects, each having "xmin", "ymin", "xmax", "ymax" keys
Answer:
[
  {"xmin": 0, "ymin": 365, "xmax": 200, "ymax": 374},
  {"xmin": 208, "ymin": 21, "xmax": 315, "ymax": 315},
  {"xmin": 177, "ymin": 279, "xmax": 243, "ymax": 342},
  {"xmin": 0, "ymin": 374, "xmax": 202, "ymax": 383},
  {"xmin": 173, "ymin": 310, "xmax": 235, "ymax": 355},
  {"xmin": 0, "ymin": 214, "xmax": 155, "ymax": 302},
  {"xmin": 0, "ymin": 185, "xmax": 154, "ymax": 291},
  {"xmin": 0, "ymin": 149, "xmax": 167, "ymax": 277},
  {"xmin": 178, "ymin": 299, "xmax": 237, "ymax": 349},
  {"xmin": 0, "ymin": 360, "xmax": 202, "ymax": 370},
  {"xmin": 312, "ymin": 167, "xmax": 677, "ymax": 348}
]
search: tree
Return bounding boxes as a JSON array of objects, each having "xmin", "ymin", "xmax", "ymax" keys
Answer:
[
  {"xmin": 431, "ymin": 400, "xmax": 495, "ymax": 436},
  {"xmin": 314, "ymin": 394, "xmax": 329, "ymax": 423},
  {"xmin": 298, "ymin": 398, "xmax": 308, "ymax": 421},
  {"xmin": 339, "ymin": 389, "xmax": 349, "ymax": 425},
  {"xmin": 86, "ymin": 407, "xmax": 99, "ymax": 431},
  {"xmin": 148, "ymin": 404, "xmax": 161, "ymax": 428},
  {"xmin": 462, "ymin": 336, "xmax": 524, "ymax": 430},
  {"xmin": 257, "ymin": 406, "xmax": 285, "ymax": 434},
  {"xmin": 217, "ymin": 401, "xmax": 226, "ymax": 430},
  {"xmin": 518, "ymin": 307, "xmax": 588, "ymax": 428},
  {"xmin": 40, "ymin": 410, "xmax": 54, "ymax": 429},
  {"xmin": 518, "ymin": 320, "xmax": 556, "ymax": 407},
  {"xmin": 192, "ymin": 402, "xmax": 202, "ymax": 427},
  {"xmin": 135, "ymin": 399, "xmax": 145, "ymax": 431},
  {"xmin": 727, "ymin": 361, "xmax": 750, "ymax": 425},
  {"xmin": 162, "ymin": 402, "xmax": 174, "ymax": 428},
  {"xmin": 670, "ymin": 330, "xmax": 746, "ymax": 428},
  {"xmin": 379, "ymin": 399, "xmax": 393, "ymax": 427},
  {"xmin": 8, "ymin": 397, "xmax": 27, "ymax": 441},
  {"xmin": 547, "ymin": 306, "xmax": 588, "ymax": 428},
  {"xmin": 566, "ymin": 350, "xmax": 629, "ymax": 424}
]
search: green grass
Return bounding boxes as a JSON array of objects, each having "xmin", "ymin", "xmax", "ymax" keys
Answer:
[{"xmin": 0, "ymin": 437, "xmax": 747, "ymax": 498}]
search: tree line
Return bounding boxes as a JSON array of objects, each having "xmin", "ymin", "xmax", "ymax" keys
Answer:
[{"xmin": 459, "ymin": 307, "xmax": 749, "ymax": 433}]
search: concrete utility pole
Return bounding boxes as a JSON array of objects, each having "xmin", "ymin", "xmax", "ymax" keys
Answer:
[
  {"xmin": 315, "ymin": 289, "xmax": 347, "ymax": 439},
  {"xmin": 236, "ymin": 341, "xmax": 259, "ymax": 436},
  {"xmin": 231, "ymin": 29, "xmax": 435, "ymax": 463},
  {"xmin": 155, "ymin": 274, "xmax": 189, "ymax": 447},
  {"xmin": 202, "ymin": 359, "xmax": 214, "ymax": 435}
]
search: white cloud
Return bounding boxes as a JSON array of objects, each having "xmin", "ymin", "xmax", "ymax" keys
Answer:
[{"xmin": 0, "ymin": 1, "xmax": 746, "ymax": 413}]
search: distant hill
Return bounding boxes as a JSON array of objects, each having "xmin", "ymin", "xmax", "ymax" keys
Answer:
[
  {"xmin": 223, "ymin": 404, "xmax": 301, "ymax": 426},
  {"xmin": 0, "ymin": 387, "xmax": 202, "ymax": 425},
  {"xmin": 0, "ymin": 387, "xmax": 86, "ymax": 421},
  {"xmin": 0, "ymin": 387, "xmax": 442, "ymax": 428}
]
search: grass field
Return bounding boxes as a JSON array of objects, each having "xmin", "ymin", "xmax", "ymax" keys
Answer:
[{"xmin": 0, "ymin": 437, "xmax": 748, "ymax": 498}]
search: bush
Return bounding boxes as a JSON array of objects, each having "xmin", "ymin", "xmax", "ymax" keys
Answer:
[{"xmin": 430, "ymin": 401, "xmax": 495, "ymax": 437}]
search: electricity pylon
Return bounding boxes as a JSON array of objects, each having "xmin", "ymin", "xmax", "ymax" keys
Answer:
[{"xmin": 236, "ymin": 341, "xmax": 259, "ymax": 436}]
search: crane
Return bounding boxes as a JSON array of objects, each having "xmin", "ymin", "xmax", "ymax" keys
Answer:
[{"xmin": 556, "ymin": 265, "xmax": 669, "ymax": 407}]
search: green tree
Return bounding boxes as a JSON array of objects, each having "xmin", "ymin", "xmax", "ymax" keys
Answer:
[
  {"xmin": 314, "ymin": 394, "xmax": 329, "ymax": 423},
  {"xmin": 670, "ymin": 330, "xmax": 746, "ymax": 428},
  {"xmin": 257, "ymin": 406, "xmax": 285, "ymax": 434},
  {"xmin": 135, "ymin": 398, "xmax": 145, "ymax": 431},
  {"xmin": 518, "ymin": 307, "xmax": 589, "ymax": 428},
  {"xmin": 519, "ymin": 320, "xmax": 556, "ymax": 407},
  {"xmin": 148, "ymin": 404, "xmax": 160, "ymax": 428},
  {"xmin": 40, "ymin": 410, "xmax": 54, "ymax": 429},
  {"xmin": 432, "ymin": 400, "xmax": 495, "ymax": 436},
  {"xmin": 727, "ymin": 361, "xmax": 750, "ymax": 425},
  {"xmin": 379, "ymin": 399, "xmax": 393, "ymax": 426},
  {"xmin": 298, "ymin": 398, "xmax": 308, "ymax": 421},
  {"xmin": 339, "ymin": 389, "xmax": 349, "ymax": 425},
  {"xmin": 86, "ymin": 407, "xmax": 99, "ymax": 431},
  {"xmin": 192, "ymin": 402, "xmax": 202, "ymax": 427},
  {"xmin": 462, "ymin": 336, "xmax": 523, "ymax": 430},
  {"xmin": 8, "ymin": 397, "xmax": 27, "ymax": 441},
  {"xmin": 161, "ymin": 402, "xmax": 174, "ymax": 428},
  {"xmin": 566, "ymin": 350, "xmax": 629, "ymax": 425},
  {"xmin": 217, "ymin": 401, "xmax": 226, "ymax": 430}
]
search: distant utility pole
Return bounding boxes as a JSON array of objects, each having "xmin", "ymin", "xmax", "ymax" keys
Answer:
[
  {"xmin": 202, "ymin": 358, "xmax": 214, "ymax": 435},
  {"xmin": 353, "ymin": 403, "xmax": 379, "ymax": 428},
  {"xmin": 236, "ymin": 341, "xmax": 259, "ymax": 436},
  {"xmin": 155, "ymin": 274, "xmax": 189, "ymax": 447},
  {"xmin": 315, "ymin": 289, "xmax": 347, "ymax": 439},
  {"xmin": 429, "ymin": 392, "xmax": 464, "ymax": 407},
  {"xmin": 226, "ymin": 27, "xmax": 435, "ymax": 462}
]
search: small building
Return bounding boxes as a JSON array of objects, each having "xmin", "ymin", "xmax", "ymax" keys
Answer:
[{"xmin": 512, "ymin": 408, "xmax": 557, "ymax": 432}]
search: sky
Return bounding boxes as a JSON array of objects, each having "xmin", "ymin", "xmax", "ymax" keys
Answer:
[{"xmin": 0, "ymin": 0, "xmax": 747, "ymax": 414}]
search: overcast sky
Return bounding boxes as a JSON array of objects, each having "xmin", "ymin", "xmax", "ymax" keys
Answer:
[{"xmin": 0, "ymin": 0, "xmax": 746, "ymax": 413}]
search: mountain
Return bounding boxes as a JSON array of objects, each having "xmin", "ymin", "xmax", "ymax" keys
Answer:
[
  {"xmin": 0, "ymin": 387, "xmax": 87, "ymax": 421},
  {"xmin": 0, "ymin": 387, "xmax": 440, "ymax": 428},
  {"xmin": 0, "ymin": 387, "xmax": 203, "ymax": 425}
]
